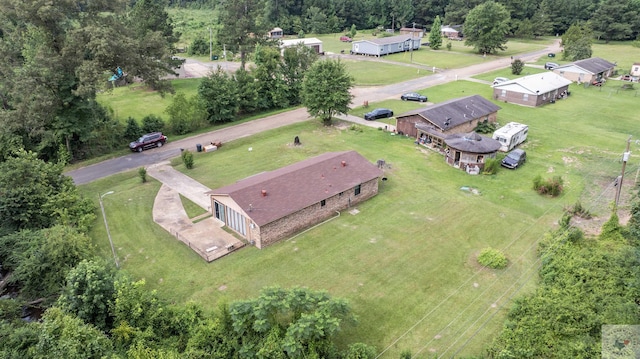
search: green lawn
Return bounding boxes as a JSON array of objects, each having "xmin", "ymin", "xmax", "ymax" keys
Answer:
[
  {"xmin": 98, "ymin": 79, "xmax": 201, "ymax": 122},
  {"xmin": 80, "ymin": 76, "xmax": 640, "ymax": 357}
]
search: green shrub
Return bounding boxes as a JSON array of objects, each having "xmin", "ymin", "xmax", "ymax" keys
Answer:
[
  {"xmin": 399, "ymin": 350, "xmax": 412, "ymax": 359},
  {"xmin": 124, "ymin": 117, "xmax": 142, "ymax": 142},
  {"xmin": 511, "ymin": 59, "xmax": 524, "ymax": 75},
  {"xmin": 138, "ymin": 167, "xmax": 147, "ymax": 183},
  {"xmin": 533, "ymin": 175, "xmax": 564, "ymax": 197},
  {"xmin": 482, "ymin": 157, "xmax": 500, "ymax": 175},
  {"xmin": 188, "ymin": 37, "xmax": 208, "ymax": 55},
  {"xmin": 182, "ymin": 150, "xmax": 194, "ymax": 169},
  {"xmin": 446, "ymin": 41, "xmax": 452, "ymax": 51},
  {"xmin": 141, "ymin": 115, "xmax": 165, "ymax": 134},
  {"xmin": 477, "ymin": 247, "xmax": 508, "ymax": 269},
  {"xmin": 474, "ymin": 119, "xmax": 496, "ymax": 134}
]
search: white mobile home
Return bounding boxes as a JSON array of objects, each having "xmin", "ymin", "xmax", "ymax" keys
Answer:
[
  {"xmin": 492, "ymin": 122, "xmax": 528, "ymax": 152},
  {"xmin": 279, "ymin": 38, "xmax": 323, "ymax": 54},
  {"xmin": 351, "ymin": 35, "xmax": 420, "ymax": 57}
]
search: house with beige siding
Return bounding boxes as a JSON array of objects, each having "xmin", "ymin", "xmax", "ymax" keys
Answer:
[
  {"xmin": 492, "ymin": 72, "xmax": 572, "ymax": 107},
  {"xmin": 395, "ymin": 95, "xmax": 500, "ymax": 151},
  {"xmin": 207, "ymin": 151, "xmax": 383, "ymax": 249},
  {"xmin": 351, "ymin": 35, "xmax": 421, "ymax": 57},
  {"xmin": 552, "ymin": 57, "xmax": 616, "ymax": 83}
]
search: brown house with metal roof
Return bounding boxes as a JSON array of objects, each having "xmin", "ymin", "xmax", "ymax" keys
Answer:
[
  {"xmin": 207, "ymin": 151, "xmax": 383, "ymax": 249},
  {"xmin": 395, "ymin": 95, "xmax": 500, "ymax": 151}
]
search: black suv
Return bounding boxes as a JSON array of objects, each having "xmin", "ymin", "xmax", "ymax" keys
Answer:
[{"xmin": 129, "ymin": 132, "xmax": 167, "ymax": 152}]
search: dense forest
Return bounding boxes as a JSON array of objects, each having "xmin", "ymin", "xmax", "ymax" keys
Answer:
[{"xmin": 172, "ymin": 0, "xmax": 640, "ymax": 42}]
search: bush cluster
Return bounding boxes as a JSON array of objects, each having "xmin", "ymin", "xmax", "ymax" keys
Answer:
[
  {"xmin": 181, "ymin": 150, "xmax": 194, "ymax": 169},
  {"xmin": 533, "ymin": 175, "xmax": 564, "ymax": 196},
  {"xmin": 482, "ymin": 157, "xmax": 501, "ymax": 174},
  {"xmin": 477, "ymin": 247, "xmax": 508, "ymax": 269}
]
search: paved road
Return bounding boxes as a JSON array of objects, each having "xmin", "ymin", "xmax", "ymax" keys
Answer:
[{"xmin": 67, "ymin": 40, "xmax": 560, "ymax": 185}]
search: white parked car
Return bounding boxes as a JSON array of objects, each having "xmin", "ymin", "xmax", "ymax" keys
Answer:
[{"xmin": 492, "ymin": 77, "xmax": 509, "ymax": 85}]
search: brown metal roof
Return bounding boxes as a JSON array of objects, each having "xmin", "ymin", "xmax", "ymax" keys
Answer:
[
  {"xmin": 208, "ymin": 151, "xmax": 383, "ymax": 226},
  {"xmin": 397, "ymin": 95, "xmax": 500, "ymax": 131},
  {"xmin": 444, "ymin": 132, "xmax": 501, "ymax": 153},
  {"xmin": 571, "ymin": 57, "xmax": 616, "ymax": 74}
]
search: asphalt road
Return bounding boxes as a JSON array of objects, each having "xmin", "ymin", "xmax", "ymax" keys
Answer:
[{"xmin": 66, "ymin": 40, "xmax": 560, "ymax": 185}]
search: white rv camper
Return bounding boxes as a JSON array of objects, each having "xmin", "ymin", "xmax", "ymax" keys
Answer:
[{"xmin": 492, "ymin": 122, "xmax": 528, "ymax": 152}]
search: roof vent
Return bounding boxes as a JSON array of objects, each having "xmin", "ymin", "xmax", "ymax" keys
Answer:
[
  {"xmin": 341, "ymin": 160, "xmax": 347, "ymax": 167},
  {"xmin": 261, "ymin": 189, "xmax": 267, "ymax": 197}
]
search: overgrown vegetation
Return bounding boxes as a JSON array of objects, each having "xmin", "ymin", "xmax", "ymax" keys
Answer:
[
  {"xmin": 482, "ymin": 157, "xmax": 501, "ymax": 175},
  {"xmin": 477, "ymin": 247, "xmax": 508, "ymax": 269},
  {"xmin": 489, "ymin": 203, "xmax": 640, "ymax": 357},
  {"xmin": 533, "ymin": 175, "xmax": 564, "ymax": 197}
]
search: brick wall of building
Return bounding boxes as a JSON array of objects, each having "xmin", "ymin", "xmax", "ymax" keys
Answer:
[{"xmin": 255, "ymin": 178, "xmax": 380, "ymax": 248}]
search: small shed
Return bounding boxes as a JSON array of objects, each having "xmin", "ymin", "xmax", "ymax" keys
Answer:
[
  {"xmin": 268, "ymin": 27, "xmax": 284, "ymax": 39},
  {"xmin": 351, "ymin": 35, "xmax": 421, "ymax": 57},
  {"xmin": 399, "ymin": 27, "xmax": 424, "ymax": 38},
  {"xmin": 396, "ymin": 95, "xmax": 500, "ymax": 150},
  {"xmin": 444, "ymin": 132, "xmax": 501, "ymax": 174},
  {"xmin": 552, "ymin": 57, "xmax": 616, "ymax": 83},
  {"xmin": 630, "ymin": 63, "xmax": 640, "ymax": 77},
  {"xmin": 279, "ymin": 37, "xmax": 323, "ymax": 54},
  {"xmin": 492, "ymin": 72, "xmax": 572, "ymax": 107}
]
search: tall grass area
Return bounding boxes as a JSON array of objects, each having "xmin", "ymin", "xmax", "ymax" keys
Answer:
[{"xmin": 80, "ymin": 78, "xmax": 639, "ymax": 357}]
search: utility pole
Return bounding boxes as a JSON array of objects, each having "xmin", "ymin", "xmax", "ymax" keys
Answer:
[
  {"xmin": 410, "ymin": 22, "xmax": 415, "ymax": 63},
  {"xmin": 615, "ymin": 135, "xmax": 632, "ymax": 210},
  {"xmin": 99, "ymin": 191, "xmax": 119, "ymax": 269}
]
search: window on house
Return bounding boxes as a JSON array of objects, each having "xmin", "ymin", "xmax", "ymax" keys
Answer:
[
  {"xmin": 523, "ymin": 93, "xmax": 529, "ymax": 101},
  {"xmin": 501, "ymin": 89, "xmax": 506, "ymax": 97},
  {"xmin": 339, "ymin": 192, "xmax": 343, "ymax": 197},
  {"xmin": 321, "ymin": 199, "xmax": 326, "ymax": 207},
  {"xmin": 355, "ymin": 184, "xmax": 361, "ymax": 196}
]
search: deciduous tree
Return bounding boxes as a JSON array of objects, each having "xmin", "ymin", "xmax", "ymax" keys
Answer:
[
  {"xmin": 57, "ymin": 260, "xmax": 118, "ymax": 332},
  {"xmin": 198, "ymin": 66, "xmax": 239, "ymax": 123},
  {"xmin": 561, "ymin": 23, "xmax": 593, "ymax": 61},
  {"xmin": 463, "ymin": 1, "xmax": 510, "ymax": 54},
  {"xmin": 302, "ymin": 60, "xmax": 353, "ymax": 126},
  {"xmin": 0, "ymin": 149, "xmax": 95, "ymax": 232}
]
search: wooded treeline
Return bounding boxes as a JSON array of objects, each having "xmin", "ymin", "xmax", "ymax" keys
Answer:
[{"xmin": 176, "ymin": 0, "xmax": 640, "ymax": 42}]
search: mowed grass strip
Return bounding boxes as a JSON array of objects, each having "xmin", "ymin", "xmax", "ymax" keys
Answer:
[{"xmin": 82, "ymin": 67, "xmax": 639, "ymax": 356}]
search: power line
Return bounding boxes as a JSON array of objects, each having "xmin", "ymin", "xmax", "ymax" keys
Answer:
[{"xmin": 374, "ymin": 156, "xmax": 637, "ymax": 358}]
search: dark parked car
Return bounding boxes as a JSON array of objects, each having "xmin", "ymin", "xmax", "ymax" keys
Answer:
[
  {"xmin": 364, "ymin": 108, "xmax": 394, "ymax": 121},
  {"xmin": 501, "ymin": 149, "xmax": 526, "ymax": 169},
  {"xmin": 401, "ymin": 92, "xmax": 427, "ymax": 102},
  {"xmin": 544, "ymin": 62, "xmax": 559, "ymax": 70},
  {"xmin": 129, "ymin": 132, "xmax": 167, "ymax": 152}
]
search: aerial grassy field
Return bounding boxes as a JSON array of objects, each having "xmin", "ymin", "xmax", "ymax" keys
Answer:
[{"xmin": 81, "ymin": 73, "xmax": 639, "ymax": 357}]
